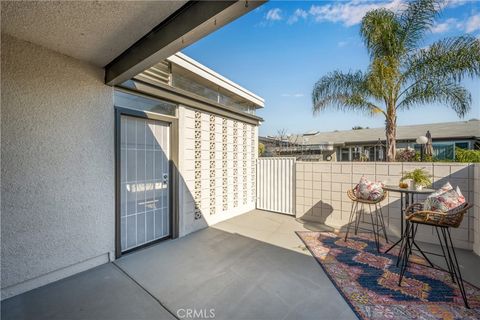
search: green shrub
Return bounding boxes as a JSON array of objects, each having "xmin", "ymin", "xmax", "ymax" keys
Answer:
[
  {"xmin": 455, "ymin": 147, "xmax": 480, "ymax": 162},
  {"xmin": 258, "ymin": 143, "xmax": 266, "ymax": 157},
  {"xmin": 412, "ymin": 152, "xmax": 433, "ymax": 162}
]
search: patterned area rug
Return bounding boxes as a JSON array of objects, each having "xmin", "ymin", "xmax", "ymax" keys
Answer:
[{"xmin": 296, "ymin": 231, "xmax": 480, "ymax": 320}]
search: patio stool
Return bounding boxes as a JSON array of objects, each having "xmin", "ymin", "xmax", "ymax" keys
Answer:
[
  {"xmin": 344, "ymin": 188, "xmax": 389, "ymax": 252},
  {"xmin": 398, "ymin": 202, "xmax": 473, "ymax": 308}
]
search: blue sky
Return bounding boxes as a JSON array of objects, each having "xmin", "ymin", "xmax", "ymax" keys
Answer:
[{"xmin": 182, "ymin": 0, "xmax": 480, "ymax": 136}]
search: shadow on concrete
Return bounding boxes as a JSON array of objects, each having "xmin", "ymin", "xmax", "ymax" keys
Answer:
[{"xmin": 300, "ymin": 200, "xmax": 334, "ymax": 226}]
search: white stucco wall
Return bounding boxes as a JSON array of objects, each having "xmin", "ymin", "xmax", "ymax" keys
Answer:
[
  {"xmin": 1, "ymin": 34, "xmax": 115, "ymax": 299},
  {"xmin": 178, "ymin": 105, "xmax": 257, "ymax": 236}
]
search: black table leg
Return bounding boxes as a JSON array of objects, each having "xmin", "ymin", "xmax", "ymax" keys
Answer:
[
  {"xmin": 384, "ymin": 192, "xmax": 405, "ymax": 255},
  {"xmin": 408, "ymin": 192, "xmax": 435, "ymax": 267},
  {"xmin": 395, "ymin": 193, "xmax": 409, "ymax": 266}
]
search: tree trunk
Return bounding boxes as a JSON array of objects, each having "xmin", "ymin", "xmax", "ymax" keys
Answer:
[{"xmin": 386, "ymin": 112, "xmax": 397, "ymax": 162}]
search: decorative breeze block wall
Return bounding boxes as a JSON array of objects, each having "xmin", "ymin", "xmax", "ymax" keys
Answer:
[{"xmin": 180, "ymin": 106, "xmax": 257, "ymax": 235}]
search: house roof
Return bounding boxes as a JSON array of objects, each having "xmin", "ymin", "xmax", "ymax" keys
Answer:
[{"xmin": 282, "ymin": 119, "xmax": 480, "ymax": 146}]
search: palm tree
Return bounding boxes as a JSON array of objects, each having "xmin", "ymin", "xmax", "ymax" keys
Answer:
[{"xmin": 312, "ymin": 0, "xmax": 480, "ymax": 161}]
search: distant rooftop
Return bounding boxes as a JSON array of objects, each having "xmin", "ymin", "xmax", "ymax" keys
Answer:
[{"xmin": 265, "ymin": 119, "xmax": 480, "ymax": 146}]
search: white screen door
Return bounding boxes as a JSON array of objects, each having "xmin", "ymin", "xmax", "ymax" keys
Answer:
[{"xmin": 120, "ymin": 115, "xmax": 170, "ymax": 252}]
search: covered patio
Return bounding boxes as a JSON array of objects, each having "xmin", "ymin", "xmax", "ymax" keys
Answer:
[{"xmin": 3, "ymin": 210, "xmax": 479, "ymax": 320}]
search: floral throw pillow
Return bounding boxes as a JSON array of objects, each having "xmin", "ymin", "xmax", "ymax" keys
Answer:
[
  {"xmin": 430, "ymin": 182, "xmax": 453, "ymax": 196},
  {"xmin": 354, "ymin": 176, "xmax": 384, "ymax": 201},
  {"xmin": 424, "ymin": 184, "xmax": 465, "ymax": 213}
]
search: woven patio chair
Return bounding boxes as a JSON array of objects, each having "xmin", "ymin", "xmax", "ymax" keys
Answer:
[
  {"xmin": 344, "ymin": 188, "xmax": 389, "ymax": 252},
  {"xmin": 398, "ymin": 202, "xmax": 473, "ymax": 308}
]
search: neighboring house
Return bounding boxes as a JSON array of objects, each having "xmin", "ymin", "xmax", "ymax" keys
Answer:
[
  {"xmin": 259, "ymin": 134, "xmax": 336, "ymax": 161},
  {"xmin": 1, "ymin": 1, "xmax": 264, "ymax": 300},
  {"xmin": 260, "ymin": 119, "xmax": 480, "ymax": 161}
]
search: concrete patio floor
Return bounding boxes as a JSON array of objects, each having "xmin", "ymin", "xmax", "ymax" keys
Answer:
[
  {"xmin": 2, "ymin": 209, "xmax": 480, "ymax": 320},
  {"xmin": 1, "ymin": 262, "xmax": 176, "ymax": 320}
]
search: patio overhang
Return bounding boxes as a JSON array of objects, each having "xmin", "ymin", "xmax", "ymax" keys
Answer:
[
  {"xmin": 104, "ymin": 0, "xmax": 266, "ymax": 85},
  {"xmin": 2, "ymin": 1, "xmax": 266, "ymax": 86}
]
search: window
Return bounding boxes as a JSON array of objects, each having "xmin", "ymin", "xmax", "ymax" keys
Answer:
[
  {"xmin": 340, "ymin": 148, "xmax": 350, "ymax": 161},
  {"xmin": 171, "ymin": 72, "xmax": 218, "ymax": 101},
  {"xmin": 218, "ymin": 87, "xmax": 256, "ymax": 115},
  {"xmin": 351, "ymin": 146, "xmax": 362, "ymax": 161},
  {"xmin": 364, "ymin": 146, "xmax": 374, "ymax": 161},
  {"xmin": 455, "ymin": 142, "xmax": 469, "ymax": 149},
  {"xmin": 171, "ymin": 65, "xmax": 257, "ymax": 115},
  {"xmin": 432, "ymin": 143, "xmax": 455, "ymax": 160},
  {"xmin": 114, "ymin": 91, "xmax": 176, "ymax": 116},
  {"xmin": 375, "ymin": 146, "xmax": 386, "ymax": 161}
]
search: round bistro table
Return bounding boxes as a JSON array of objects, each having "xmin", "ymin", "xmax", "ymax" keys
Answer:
[{"xmin": 382, "ymin": 185, "xmax": 435, "ymax": 260}]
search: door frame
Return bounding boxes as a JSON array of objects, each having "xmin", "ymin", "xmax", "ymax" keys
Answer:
[{"xmin": 114, "ymin": 106, "xmax": 179, "ymax": 258}]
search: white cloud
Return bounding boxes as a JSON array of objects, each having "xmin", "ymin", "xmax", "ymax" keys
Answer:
[
  {"xmin": 431, "ymin": 18, "xmax": 458, "ymax": 33},
  {"xmin": 308, "ymin": 0, "xmax": 405, "ymax": 27},
  {"xmin": 443, "ymin": 0, "xmax": 469, "ymax": 9},
  {"xmin": 281, "ymin": 93, "xmax": 305, "ymax": 98},
  {"xmin": 466, "ymin": 14, "xmax": 480, "ymax": 33},
  {"xmin": 287, "ymin": 8, "xmax": 308, "ymax": 24},
  {"xmin": 429, "ymin": 14, "xmax": 480, "ymax": 34},
  {"xmin": 266, "ymin": 8, "xmax": 282, "ymax": 21},
  {"xmin": 277, "ymin": 0, "xmax": 473, "ymax": 31}
]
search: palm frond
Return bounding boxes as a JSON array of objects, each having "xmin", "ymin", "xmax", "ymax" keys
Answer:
[
  {"xmin": 368, "ymin": 56, "xmax": 402, "ymax": 100},
  {"xmin": 403, "ymin": 36, "xmax": 480, "ymax": 85},
  {"xmin": 312, "ymin": 71, "xmax": 385, "ymax": 116},
  {"xmin": 397, "ymin": 79, "xmax": 471, "ymax": 117},
  {"xmin": 399, "ymin": 0, "xmax": 441, "ymax": 52},
  {"xmin": 361, "ymin": 9, "xmax": 403, "ymax": 58}
]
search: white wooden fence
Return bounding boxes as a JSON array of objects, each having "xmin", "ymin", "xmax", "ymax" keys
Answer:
[{"xmin": 256, "ymin": 157, "xmax": 296, "ymax": 215}]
